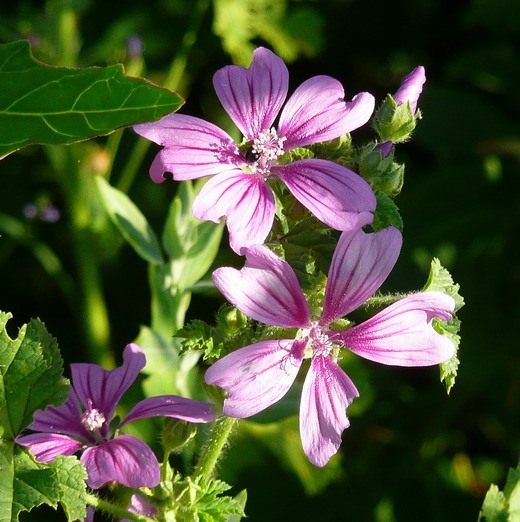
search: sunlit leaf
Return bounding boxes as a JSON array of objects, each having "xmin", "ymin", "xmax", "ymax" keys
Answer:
[
  {"xmin": 96, "ymin": 176, "xmax": 164, "ymax": 265},
  {"xmin": 423, "ymin": 258, "xmax": 464, "ymax": 393},
  {"xmin": 0, "ymin": 443, "xmax": 87, "ymax": 522},
  {"xmin": 0, "ymin": 311, "xmax": 68, "ymax": 439},
  {"xmin": 0, "ymin": 40, "xmax": 183, "ymax": 159}
]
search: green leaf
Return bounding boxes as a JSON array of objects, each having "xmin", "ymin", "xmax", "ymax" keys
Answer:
[
  {"xmin": 193, "ymin": 478, "xmax": 245, "ymax": 522},
  {"xmin": 479, "ymin": 463, "xmax": 520, "ymax": 522},
  {"xmin": 372, "ymin": 190, "xmax": 404, "ymax": 232},
  {"xmin": 213, "ymin": 0, "xmax": 324, "ymax": 65},
  {"xmin": 422, "ymin": 259, "xmax": 465, "ymax": 394},
  {"xmin": 135, "ymin": 326, "xmax": 203, "ymax": 399},
  {"xmin": 423, "ymin": 258, "xmax": 465, "ymax": 311},
  {"xmin": 0, "ymin": 443, "xmax": 87, "ymax": 522},
  {"xmin": 96, "ymin": 176, "xmax": 164, "ymax": 265},
  {"xmin": 162, "ymin": 181, "xmax": 224, "ymax": 290},
  {"xmin": 0, "ymin": 40, "xmax": 183, "ymax": 159},
  {"xmin": 0, "ymin": 311, "xmax": 69, "ymax": 438}
]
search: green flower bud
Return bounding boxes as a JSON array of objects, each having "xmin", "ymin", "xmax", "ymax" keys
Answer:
[{"xmin": 372, "ymin": 95, "xmax": 418, "ymax": 143}]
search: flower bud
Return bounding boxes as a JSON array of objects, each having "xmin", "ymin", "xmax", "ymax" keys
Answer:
[
  {"xmin": 372, "ymin": 66, "xmax": 426, "ymax": 143},
  {"xmin": 161, "ymin": 419, "xmax": 198, "ymax": 454},
  {"xmin": 393, "ymin": 66, "xmax": 426, "ymax": 114}
]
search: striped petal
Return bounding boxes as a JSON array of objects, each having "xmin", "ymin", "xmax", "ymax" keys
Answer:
[
  {"xmin": 16, "ymin": 433, "xmax": 83, "ymax": 463},
  {"xmin": 341, "ymin": 292, "xmax": 455, "ymax": 366},
  {"xmin": 71, "ymin": 343, "xmax": 145, "ymax": 426},
  {"xmin": 81, "ymin": 435, "xmax": 160, "ymax": 489},
  {"xmin": 273, "ymin": 159, "xmax": 376, "ymax": 231},
  {"xmin": 213, "ymin": 47, "xmax": 288, "ymax": 140},
  {"xmin": 300, "ymin": 355, "xmax": 359, "ymax": 467},
  {"xmin": 192, "ymin": 172, "xmax": 275, "ymax": 254},
  {"xmin": 212, "ymin": 245, "xmax": 311, "ymax": 328},
  {"xmin": 122, "ymin": 395, "xmax": 215, "ymax": 426},
  {"xmin": 134, "ymin": 114, "xmax": 241, "ymax": 182},
  {"xmin": 321, "ymin": 227, "xmax": 402, "ymax": 324},
  {"xmin": 205, "ymin": 339, "xmax": 304, "ymax": 418}
]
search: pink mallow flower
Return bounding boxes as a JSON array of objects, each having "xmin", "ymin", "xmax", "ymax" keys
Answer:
[
  {"xmin": 16, "ymin": 344, "xmax": 215, "ymax": 489},
  {"xmin": 205, "ymin": 227, "xmax": 455, "ymax": 467},
  {"xmin": 134, "ymin": 47, "xmax": 376, "ymax": 254}
]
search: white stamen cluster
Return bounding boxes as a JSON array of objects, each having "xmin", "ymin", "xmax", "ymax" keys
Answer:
[
  {"xmin": 299, "ymin": 322, "xmax": 334, "ymax": 358},
  {"xmin": 81, "ymin": 407, "xmax": 106, "ymax": 432},
  {"xmin": 250, "ymin": 128, "xmax": 287, "ymax": 176}
]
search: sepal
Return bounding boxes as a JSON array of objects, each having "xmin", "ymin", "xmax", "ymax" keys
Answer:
[
  {"xmin": 359, "ymin": 144, "xmax": 405, "ymax": 197},
  {"xmin": 372, "ymin": 94, "xmax": 418, "ymax": 143}
]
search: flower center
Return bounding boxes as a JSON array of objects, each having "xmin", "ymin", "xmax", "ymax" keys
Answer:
[
  {"xmin": 248, "ymin": 128, "xmax": 286, "ymax": 176},
  {"xmin": 80, "ymin": 400, "xmax": 106, "ymax": 433},
  {"xmin": 298, "ymin": 322, "xmax": 334, "ymax": 358}
]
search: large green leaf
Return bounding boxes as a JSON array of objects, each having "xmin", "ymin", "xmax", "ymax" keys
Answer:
[
  {"xmin": 0, "ymin": 40, "xmax": 183, "ymax": 159},
  {"xmin": 0, "ymin": 442, "xmax": 87, "ymax": 522},
  {"xmin": 96, "ymin": 176, "xmax": 164, "ymax": 265},
  {"xmin": 0, "ymin": 310, "xmax": 86, "ymax": 521},
  {"xmin": 0, "ymin": 311, "xmax": 69, "ymax": 439}
]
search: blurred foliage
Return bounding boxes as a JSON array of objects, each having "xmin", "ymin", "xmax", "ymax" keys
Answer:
[{"xmin": 0, "ymin": 0, "xmax": 518, "ymax": 521}]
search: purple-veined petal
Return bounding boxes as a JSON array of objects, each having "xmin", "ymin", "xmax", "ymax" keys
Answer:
[
  {"xmin": 27, "ymin": 387, "xmax": 89, "ymax": 441},
  {"xmin": 81, "ymin": 435, "xmax": 160, "ymax": 489},
  {"xmin": 212, "ymin": 245, "xmax": 311, "ymax": 328},
  {"xmin": 273, "ymin": 159, "xmax": 376, "ymax": 231},
  {"xmin": 121, "ymin": 396, "xmax": 215, "ymax": 426},
  {"xmin": 213, "ymin": 47, "xmax": 288, "ymax": 140},
  {"xmin": 126, "ymin": 495, "xmax": 157, "ymax": 519},
  {"xmin": 340, "ymin": 291, "xmax": 455, "ymax": 366},
  {"xmin": 134, "ymin": 114, "xmax": 241, "ymax": 183},
  {"xmin": 393, "ymin": 66, "xmax": 426, "ymax": 113},
  {"xmin": 321, "ymin": 227, "xmax": 403, "ymax": 324},
  {"xmin": 71, "ymin": 344, "xmax": 146, "ymax": 426},
  {"xmin": 343, "ymin": 92, "xmax": 376, "ymax": 133},
  {"xmin": 16, "ymin": 433, "xmax": 83, "ymax": 463},
  {"xmin": 300, "ymin": 355, "xmax": 359, "ymax": 467},
  {"xmin": 205, "ymin": 339, "xmax": 304, "ymax": 418},
  {"xmin": 278, "ymin": 76, "xmax": 358, "ymax": 149},
  {"xmin": 377, "ymin": 140, "xmax": 394, "ymax": 159},
  {"xmin": 192, "ymin": 171, "xmax": 275, "ymax": 254}
]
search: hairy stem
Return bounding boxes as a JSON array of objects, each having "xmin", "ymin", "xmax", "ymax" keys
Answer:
[
  {"xmin": 86, "ymin": 493, "xmax": 155, "ymax": 522},
  {"xmin": 193, "ymin": 416, "xmax": 237, "ymax": 484}
]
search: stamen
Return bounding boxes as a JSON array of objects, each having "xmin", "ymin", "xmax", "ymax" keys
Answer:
[
  {"xmin": 80, "ymin": 400, "xmax": 106, "ymax": 432},
  {"xmin": 249, "ymin": 128, "xmax": 287, "ymax": 176}
]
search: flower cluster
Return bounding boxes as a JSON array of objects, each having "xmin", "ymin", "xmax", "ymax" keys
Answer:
[
  {"xmin": 17, "ymin": 48, "xmax": 454, "ymax": 501},
  {"xmin": 132, "ymin": 48, "xmax": 455, "ymax": 468}
]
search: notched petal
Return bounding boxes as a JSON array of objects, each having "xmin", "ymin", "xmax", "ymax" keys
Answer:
[
  {"xmin": 341, "ymin": 291, "xmax": 456, "ymax": 367},
  {"xmin": 205, "ymin": 339, "xmax": 303, "ymax": 418},
  {"xmin": 300, "ymin": 356, "xmax": 358, "ymax": 467},
  {"xmin": 81, "ymin": 435, "xmax": 160, "ymax": 489}
]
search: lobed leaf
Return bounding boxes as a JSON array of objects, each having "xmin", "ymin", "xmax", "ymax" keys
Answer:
[
  {"xmin": 423, "ymin": 259, "xmax": 464, "ymax": 394},
  {"xmin": 0, "ymin": 40, "xmax": 183, "ymax": 159},
  {"xmin": 0, "ymin": 311, "xmax": 68, "ymax": 439},
  {"xmin": 0, "ymin": 444, "xmax": 87, "ymax": 522}
]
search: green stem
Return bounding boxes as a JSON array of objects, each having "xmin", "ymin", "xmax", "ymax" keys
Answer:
[
  {"xmin": 47, "ymin": 145, "xmax": 113, "ymax": 367},
  {"xmin": 116, "ymin": 0, "xmax": 210, "ymax": 193},
  {"xmin": 193, "ymin": 416, "xmax": 237, "ymax": 484},
  {"xmin": 86, "ymin": 493, "xmax": 155, "ymax": 522}
]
